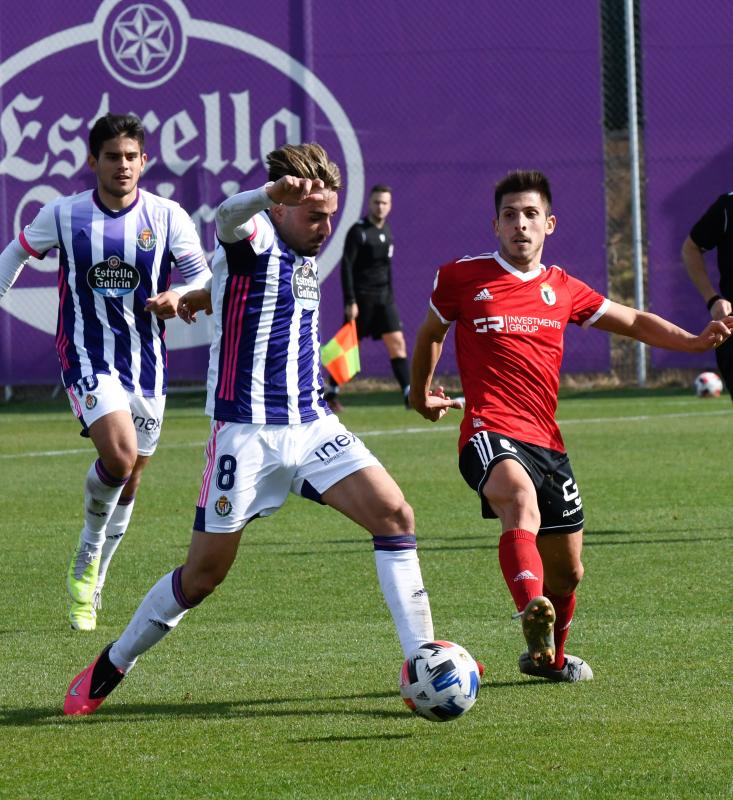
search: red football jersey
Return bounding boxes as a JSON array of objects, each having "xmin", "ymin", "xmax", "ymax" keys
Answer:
[{"xmin": 431, "ymin": 251, "xmax": 608, "ymax": 452}]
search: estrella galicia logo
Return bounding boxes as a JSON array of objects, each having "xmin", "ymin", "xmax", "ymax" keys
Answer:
[
  {"xmin": 214, "ymin": 495, "xmax": 232, "ymax": 517},
  {"xmin": 136, "ymin": 228, "xmax": 157, "ymax": 251},
  {"xmin": 87, "ymin": 255, "xmax": 141, "ymax": 297},
  {"xmin": 292, "ymin": 260, "xmax": 320, "ymax": 311},
  {"xmin": 85, "ymin": 394, "xmax": 98, "ymax": 409}
]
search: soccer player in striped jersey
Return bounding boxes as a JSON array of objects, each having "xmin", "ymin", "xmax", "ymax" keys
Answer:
[
  {"xmin": 0, "ymin": 113, "xmax": 210, "ymax": 631},
  {"xmin": 410, "ymin": 169, "xmax": 733, "ymax": 682},
  {"xmin": 63, "ymin": 143, "xmax": 436, "ymax": 715}
]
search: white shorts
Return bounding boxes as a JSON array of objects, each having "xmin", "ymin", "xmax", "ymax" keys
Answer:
[
  {"xmin": 194, "ymin": 415, "xmax": 380, "ymax": 533},
  {"xmin": 66, "ymin": 373, "xmax": 166, "ymax": 456}
]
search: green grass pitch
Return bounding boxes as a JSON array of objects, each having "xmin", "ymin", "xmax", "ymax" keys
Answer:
[{"xmin": 0, "ymin": 388, "xmax": 731, "ymax": 799}]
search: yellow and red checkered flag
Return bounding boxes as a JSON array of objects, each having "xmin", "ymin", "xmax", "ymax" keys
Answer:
[{"xmin": 321, "ymin": 320, "xmax": 360, "ymax": 385}]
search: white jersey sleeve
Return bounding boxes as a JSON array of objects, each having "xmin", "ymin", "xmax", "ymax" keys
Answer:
[
  {"xmin": 169, "ymin": 203, "xmax": 210, "ymax": 289},
  {"xmin": 19, "ymin": 201, "xmax": 61, "ymax": 257}
]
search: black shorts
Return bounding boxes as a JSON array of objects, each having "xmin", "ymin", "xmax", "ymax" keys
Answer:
[
  {"xmin": 715, "ymin": 335, "xmax": 733, "ymax": 397},
  {"xmin": 354, "ymin": 295, "xmax": 403, "ymax": 340},
  {"xmin": 458, "ymin": 430, "xmax": 584, "ymax": 534}
]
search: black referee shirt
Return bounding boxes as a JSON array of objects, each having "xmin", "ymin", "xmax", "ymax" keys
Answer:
[
  {"xmin": 340, "ymin": 217, "xmax": 394, "ymax": 304},
  {"xmin": 690, "ymin": 192, "xmax": 733, "ymax": 300}
]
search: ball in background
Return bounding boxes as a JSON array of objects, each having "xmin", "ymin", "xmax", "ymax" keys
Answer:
[
  {"xmin": 399, "ymin": 640, "xmax": 481, "ymax": 722},
  {"xmin": 694, "ymin": 371, "xmax": 723, "ymax": 397}
]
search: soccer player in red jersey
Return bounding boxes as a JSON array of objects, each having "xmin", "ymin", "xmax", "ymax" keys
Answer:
[{"xmin": 410, "ymin": 169, "xmax": 733, "ymax": 682}]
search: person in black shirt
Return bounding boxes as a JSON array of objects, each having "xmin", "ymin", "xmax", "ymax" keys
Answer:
[
  {"xmin": 682, "ymin": 191, "xmax": 733, "ymax": 395},
  {"xmin": 326, "ymin": 184, "xmax": 410, "ymax": 410}
]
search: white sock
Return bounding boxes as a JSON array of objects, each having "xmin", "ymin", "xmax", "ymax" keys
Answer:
[
  {"xmin": 80, "ymin": 459, "xmax": 129, "ymax": 554},
  {"xmin": 96, "ymin": 496, "xmax": 136, "ymax": 590},
  {"xmin": 109, "ymin": 568, "xmax": 193, "ymax": 672},
  {"xmin": 373, "ymin": 538, "xmax": 434, "ymax": 657}
]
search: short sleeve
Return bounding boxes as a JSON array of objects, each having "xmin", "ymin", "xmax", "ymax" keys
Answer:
[
  {"xmin": 20, "ymin": 202, "xmax": 59, "ymax": 258},
  {"xmin": 429, "ymin": 262, "xmax": 459, "ymax": 323},
  {"xmin": 689, "ymin": 195, "xmax": 727, "ymax": 252},
  {"xmin": 169, "ymin": 204, "xmax": 209, "ymax": 283},
  {"xmin": 564, "ymin": 271, "xmax": 608, "ymax": 327}
]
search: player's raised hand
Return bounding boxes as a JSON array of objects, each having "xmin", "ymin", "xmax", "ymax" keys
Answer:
[
  {"xmin": 177, "ymin": 288, "xmax": 213, "ymax": 324},
  {"xmin": 266, "ymin": 176, "xmax": 331, "ymax": 206},
  {"xmin": 412, "ymin": 385, "xmax": 464, "ymax": 422}
]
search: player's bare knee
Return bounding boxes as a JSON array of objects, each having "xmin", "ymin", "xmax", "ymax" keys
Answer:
[
  {"xmin": 393, "ymin": 500, "xmax": 414, "ymax": 532},
  {"xmin": 374, "ymin": 498, "xmax": 414, "ymax": 534},
  {"xmin": 101, "ymin": 445, "xmax": 137, "ymax": 479}
]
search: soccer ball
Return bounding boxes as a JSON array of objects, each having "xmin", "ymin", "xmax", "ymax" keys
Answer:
[
  {"xmin": 694, "ymin": 371, "xmax": 723, "ymax": 397},
  {"xmin": 399, "ymin": 640, "xmax": 481, "ymax": 722}
]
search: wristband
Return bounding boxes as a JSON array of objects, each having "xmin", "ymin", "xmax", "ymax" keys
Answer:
[{"xmin": 706, "ymin": 294, "xmax": 723, "ymax": 311}]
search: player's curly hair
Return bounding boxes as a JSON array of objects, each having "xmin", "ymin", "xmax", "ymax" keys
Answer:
[
  {"xmin": 266, "ymin": 143, "xmax": 342, "ymax": 190},
  {"xmin": 494, "ymin": 169, "xmax": 552, "ymax": 215},
  {"xmin": 89, "ymin": 113, "xmax": 145, "ymax": 159}
]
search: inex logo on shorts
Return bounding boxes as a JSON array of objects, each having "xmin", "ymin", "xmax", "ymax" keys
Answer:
[
  {"xmin": 87, "ymin": 255, "xmax": 141, "ymax": 298},
  {"xmin": 292, "ymin": 260, "xmax": 320, "ymax": 310}
]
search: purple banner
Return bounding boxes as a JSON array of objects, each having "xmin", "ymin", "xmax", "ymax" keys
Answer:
[
  {"xmin": 0, "ymin": 0, "xmax": 607, "ymax": 385},
  {"xmin": 644, "ymin": 1, "xmax": 733, "ymax": 369}
]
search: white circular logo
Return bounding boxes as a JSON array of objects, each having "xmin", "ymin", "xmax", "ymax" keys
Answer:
[{"xmin": 99, "ymin": 1, "xmax": 184, "ymax": 88}]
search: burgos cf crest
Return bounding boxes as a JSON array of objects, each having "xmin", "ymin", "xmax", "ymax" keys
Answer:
[
  {"xmin": 540, "ymin": 282, "xmax": 556, "ymax": 306},
  {"xmin": 137, "ymin": 228, "xmax": 157, "ymax": 251},
  {"xmin": 214, "ymin": 495, "xmax": 233, "ymax": 517}
]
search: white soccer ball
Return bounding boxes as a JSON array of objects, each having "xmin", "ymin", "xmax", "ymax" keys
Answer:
[
  {"xmin": 399, "ymin": 640, "xmax": 481, "ymax": 722},
  {"xmin": 694, "ymin": 371, "xmax": 723, "ymax": 398}
]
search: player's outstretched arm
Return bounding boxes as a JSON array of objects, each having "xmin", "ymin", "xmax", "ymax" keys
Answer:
[
  {"xmin": 410, "ymin": 309, "xmax": 462, "ymax": 421},
  {"xmin": 593, "ymin": 300, "xmax": 733, "ymax": 352}
]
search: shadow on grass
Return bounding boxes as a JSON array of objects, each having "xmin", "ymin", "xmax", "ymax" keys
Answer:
[
  {"xmin": 0, "ymin": 680, "xmax": 540, "ymax": 727},
  {"xmin": 0, "ymin": 689, "xmax": 409, "ymax": 728},
  {"xmin": 242, "ymin": 528, "xmax": 729, "ymax": 559}
]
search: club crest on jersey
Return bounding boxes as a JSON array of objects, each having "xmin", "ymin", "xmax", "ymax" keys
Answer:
[
  {"xmin": 540, "ymin": 282, "xmax": 556, "ymax": 306},
  {"xmin": 214, "ymin": 495, "xmax": 233, "ymax": 517},
  {"xmin": 136, "ymin": 228, "xmax": 157, "ymax": 251},
  {"xmin": 87, "ymin": 255, "xmax": 141, "ymax": 298},
  {"xmin": 292, "ymin": 260, "xmax": 320, "ymax": 311}
]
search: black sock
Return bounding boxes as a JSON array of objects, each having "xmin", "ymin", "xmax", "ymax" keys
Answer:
[
  {"xmin": 89, "ymin": 643, "xmax": 126, "ymax": 698},
  {"xmin": 390, "ymin": 356, "xmax": 410, "ymax": 391}
]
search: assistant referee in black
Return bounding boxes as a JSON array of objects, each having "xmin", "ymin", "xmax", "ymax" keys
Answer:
[{"xmin": 326, "ymin": 184, "xmax": 411, "ymax": 411}]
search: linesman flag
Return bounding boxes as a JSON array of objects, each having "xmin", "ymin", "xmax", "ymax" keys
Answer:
[{"xmin": 321, "ymin": 320, "xmax": 360, "ymax": 385}]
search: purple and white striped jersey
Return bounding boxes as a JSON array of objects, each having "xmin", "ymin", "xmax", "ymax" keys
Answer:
[
  {"xmin": 205, "ymin": 188, "xmax": 331, "ymax": 424},
  {"xmin": 18, "ymin": 188, "xmax": 209, "ymax": 396}
]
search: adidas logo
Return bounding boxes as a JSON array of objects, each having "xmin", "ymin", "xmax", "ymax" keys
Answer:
[
  {"xmin": 473, "ymin": 287, "xmax": 493, "ymax": 301},
  {"xmin": 513, "ymin": 570, "xmax": 539, "ymax": 582}
]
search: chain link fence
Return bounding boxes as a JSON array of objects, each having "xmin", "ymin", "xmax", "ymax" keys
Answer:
[{"xmin": 1, "ymin": 0, "xmax": 729, "ymax": 394}]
